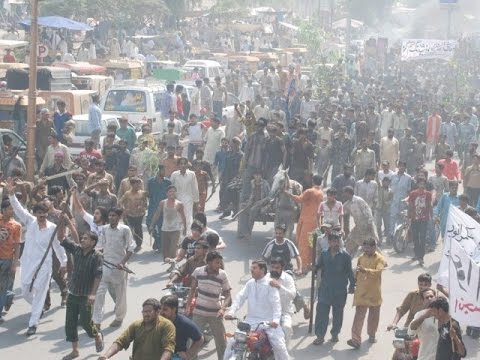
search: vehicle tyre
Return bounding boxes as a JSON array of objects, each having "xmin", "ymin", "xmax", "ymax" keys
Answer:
[{"xmin": 393, "ymin": 226, "xmax": 408, "ymax": 253}]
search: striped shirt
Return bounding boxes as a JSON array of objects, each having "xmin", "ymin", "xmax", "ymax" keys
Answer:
[
  {"xmin": 262, "ymin": 238, "xmax": 300, "ymax": 271},
  {"xmin": 61, "ymin": 238, "xmax": 103, "ymax": 296},
  {"xmin": 191, "ymin": 266, "xmax": 231, "ymax": 317}
]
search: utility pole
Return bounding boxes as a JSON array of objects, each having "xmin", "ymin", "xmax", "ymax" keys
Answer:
[
  {"xmin": 345, "ymin": 0, "xmax": 352, "ymax": 63},
  {"xmin": 26, "ymin": 0, "xmax": 38, "ymax": 181},
  {"xmin": 447, "ymin": 5, "xmax": 453, "ymax": 38}
]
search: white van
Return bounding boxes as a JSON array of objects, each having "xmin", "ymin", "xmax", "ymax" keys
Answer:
[
  {"xmin": 182, "ymin": 60, "xmax": 224, "ymax": 81},
  {"xmin": 100, "ymin": 84, "xmax": 165, "ymax": 134}
]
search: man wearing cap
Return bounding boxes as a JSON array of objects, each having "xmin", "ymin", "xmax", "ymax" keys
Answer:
[
  {"xmin": 39, "ymin": 132, "xmax": 73, "ymax": 176},
  {"xmin": 116, "ymin": 116, "xmax": 137, "ymax": 152},
  {"xmin": 36, "ymin": 108, "xmax": 54, "ymax": 165}
]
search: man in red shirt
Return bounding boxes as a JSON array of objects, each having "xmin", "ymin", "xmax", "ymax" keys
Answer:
[
  {"xmin": 407, "ymin": 178, "xmax": 432, "ymax": 267},
  {"xmin": 437, "ymin": 149, "xmax": 461, "ymax": 180},
  {"xmin": 0, "ymin": 198, "xmax": 22, "ymax": 322},
  {"xmin": 3, "ymin": 49, "xmax": 15, "ymax": 63},
  {"xmin": 79, "ymin": 139, "xmax": 102, "ymax": 170}
]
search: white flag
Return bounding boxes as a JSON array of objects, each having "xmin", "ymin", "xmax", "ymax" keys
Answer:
[
  {"xmin": 449, "ymin": 239, "xmax": 480, "ymax": 326},
  {"xmin": 437, "ymin": 205, "xmax": 480, "ymax": 287}
]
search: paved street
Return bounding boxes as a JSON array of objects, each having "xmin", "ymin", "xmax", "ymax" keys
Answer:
[{"xmin": 1, "ymin": 190, "xmax": 479, "ymax": 360}]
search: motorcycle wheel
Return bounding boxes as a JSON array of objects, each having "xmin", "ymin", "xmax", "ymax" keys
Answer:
[{"xmin": 393, "ymin": 226, "xmax": 408, "ymax": 253}]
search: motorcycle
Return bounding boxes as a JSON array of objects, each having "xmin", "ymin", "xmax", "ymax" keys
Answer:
[
  {"xmin": 393, "ymin": 210, "xmax": 412, "ymax": 253},
  {"xmin": 163, "ymin": 283, "xmax": 192, "ymax": 314},
  {"xmin": 466, "ymin": 326, "xmax": 480, "ymax": 339},
  {"xmin": 391, "ymin": 327, "xmax": 419, "ymax": 360},
  {"xmin": 226, "ymin": 319, "xmax": 274, "ymax": 360}
]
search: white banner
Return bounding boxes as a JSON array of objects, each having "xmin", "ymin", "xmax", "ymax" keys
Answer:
[
  {"xmin": 449, "ymin": 240, "xmax": 480, "ymax": 326},
  {"xmin": 401, "ymin": 39, "xmax": 457, "ymax": 61},
  {"xmin": 437, "ymin": 206, "xmax": 480, "ymax": 287}
]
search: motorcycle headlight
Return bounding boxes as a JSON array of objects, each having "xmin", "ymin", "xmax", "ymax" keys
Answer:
[
  {"xmin": 392, "ymin": 339, "xmax": 406, "ymax": 349},
  {"xmin": 234, "ymin": 331, "xmax": 247, "ymax": 342}
]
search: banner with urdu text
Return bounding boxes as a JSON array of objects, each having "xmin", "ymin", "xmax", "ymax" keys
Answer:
[
  {"xmin": 401, "ymin": 39, "xmax": 457, "ymax": 61},
  {"xmin": 436, "ymin": 206, "xmax": 480, "ymax": 326}
]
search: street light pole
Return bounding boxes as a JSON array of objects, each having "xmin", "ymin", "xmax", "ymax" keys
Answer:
[{"xmin": 26, "ymin": 0, "xmax": 38, "ymax": 181}]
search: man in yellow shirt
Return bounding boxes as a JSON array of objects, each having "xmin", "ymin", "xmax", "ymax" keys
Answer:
[
  {"xmin": 347, "ymin": 238, "xmax": 387, "ymax": 349},
  {"xmin": 98, "ymin": 298, "xmax": 175, "ymax": 360}
]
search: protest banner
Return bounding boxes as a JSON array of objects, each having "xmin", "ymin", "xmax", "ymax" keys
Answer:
[
  {"xmin": 401, "ymin": 39, "xmax": 457, "ymax": 61},
  {"xmin": 437, "ymin": 205, "xmax": 480, "ymax": 286},
  {"xmin": 449, "ymin": 239, "xmax": 480, "ymax": 326}
]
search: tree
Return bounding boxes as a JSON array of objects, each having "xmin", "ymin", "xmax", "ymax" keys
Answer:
[{"xmin": 39, "ymin": 0, "xmax": 167, "ymax": 31}]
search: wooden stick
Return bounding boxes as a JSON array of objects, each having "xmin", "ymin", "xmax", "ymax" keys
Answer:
[{"xmin": 308, "ymin": 231, "xmax": 318, "ymax": 334}]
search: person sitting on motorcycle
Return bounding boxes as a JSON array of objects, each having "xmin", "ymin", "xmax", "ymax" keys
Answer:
[
  {"xmin": 160, "ymin": 295, "xmax": 205, "ymax": 360},
  {"xmin": 387, "ymin": 273, "xmax": 433, "ymax": 330},
  {"xmin": 266, "ymin": 257, "xmax": 296, "ymax": 346},
  {"xmin": 407, "ymin": 288, "xmax": 438, "ymax": 360},
  {"xmin": 167, "ymin": 241, "xmax": 209, "ymax": 288},
  {"xmin": 224, "ymin": 260, "xmax": 290, "ymax": 360}
]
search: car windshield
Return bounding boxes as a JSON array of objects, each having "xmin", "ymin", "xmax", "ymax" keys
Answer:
[{"xmin": 104, "ymin": 90, "xmax": 147, "ymax": 113}]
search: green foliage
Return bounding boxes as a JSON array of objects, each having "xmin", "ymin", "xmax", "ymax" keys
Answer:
[{"xmin": 39, "ymin": 0, "xmax": 167, "ymax": 30}]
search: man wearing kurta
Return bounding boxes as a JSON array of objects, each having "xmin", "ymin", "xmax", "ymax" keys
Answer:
[
  {"xmin": 379, "ymin": 128, "xmax": 399, "ymax": 170},
  {"xmin": 6, "ymin": 179, "xmax": 67, "ymax": 336},
  {"xmin": 171, "ymin": 158, "xmax": 199, "ymax": 234},
  {"xmin": 347, "ymin": 238, "xmax": 387, "ymax": 349},
  {"xmin": 286, "ymin": 174, "xmax": 323, "ymax": 270}
]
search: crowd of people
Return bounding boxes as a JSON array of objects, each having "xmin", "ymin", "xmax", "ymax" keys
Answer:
[{"xmin": 1, "ymin": 18, "xmax": 480, "ymax": 360}]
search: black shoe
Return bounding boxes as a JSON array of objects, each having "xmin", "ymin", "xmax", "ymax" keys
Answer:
[
  {"xmin": 219, "ymin": 211, "xmax": 231, "ymax": 219},
  {"xmin": 418, "ymin": 259, "xmax": 425, "ymax": 267},
  {"xmin": 330, "ymin": 335, "xmax": 339, "ymax": 343},
  {"xmin": 26, "ymin": 326, "xmax": 37, "ymax": 336},
  {"xmin": 134, "ymin": 245, "xmax": 142, "ymax": 253}
]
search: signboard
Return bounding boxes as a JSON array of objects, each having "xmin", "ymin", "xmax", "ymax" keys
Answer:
[
  {"xmin": 437, "ymin": 206, "xmax": 480, "ymax": 287},
  {"xmin": 37, "ymin": 43, "xmax": 48, "ymax": 58},
  {"xmin": 401, "ymin": 39, "xmax": 457, "ymax": 61},
  {"xmin": 449, "ymin": 239, "xmax": 480, "ymax": 326}
]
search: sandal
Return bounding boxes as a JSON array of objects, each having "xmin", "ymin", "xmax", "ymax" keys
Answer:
[
  {"xmin": 347, "ymin": 339, "xmax": 361, "ymax": 349},
  {"xmin": 95, "ymin": 332, "xmax": 104, "ymax": 353},
  {"xmin": 61, "ymin": 352, "xmax": 79, "ymax": 360}
]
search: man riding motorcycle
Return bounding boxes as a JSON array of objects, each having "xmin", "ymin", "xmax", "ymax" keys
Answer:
[
  {"xmin": 266, "ymin": 257, "xmax": 296, "ymax": 345},
  {"xmin": 224, "ymin": 260, "xmax": 290, "ymax": 360}
]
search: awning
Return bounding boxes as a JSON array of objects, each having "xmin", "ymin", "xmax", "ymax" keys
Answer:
[
  {"xmin": 332, "ymin": 18, "xmax": 364, "ymax": 29},
  {"xmin": 0, "ymin": 40, "xmax": 28, "ymax": 48},
  {"xmin": 53, "ymin": 62, "xmax": 106, "ymax": 75},
  {"xmin": 278, "ymin": 21, "xmax": 299, "ymax": 32},
  {"xmin": 20, "ymin": 16, "xmax": 93, "ymax": 31}
]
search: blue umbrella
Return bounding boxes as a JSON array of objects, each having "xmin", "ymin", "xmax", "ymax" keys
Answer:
[{"xmin": 20, "ymin": 16, "xmax": 93, "ymax": 31}]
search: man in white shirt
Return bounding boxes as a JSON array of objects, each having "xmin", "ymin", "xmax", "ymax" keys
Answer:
[
  {"xmin": 225, "ymin": 260, "xmax": 290, "ymax": 360},
  {"xmin": 6, "ymin": 179, "xmax": 67, "ymax": 336},
  {"xmin": 253, "ymin": 97, "xmax": 270, "ymax": 120},
  {"xmin": 266, "ymin": 258, "xmax": 296, "ymax": 345},
  {"xmin": 408, "ymin": 288, "xmax": 439, "ymax": 360},
  {"xmin": 171, "ymin": 158, "xmax": 199, "ymax": 232},
  {"xmin": 203, "ymin": 117, "xmax": 225, "ymax": 164},
  {"xmin": 92, "ymin": 207, "xmax": 134, "ymax": 329}
]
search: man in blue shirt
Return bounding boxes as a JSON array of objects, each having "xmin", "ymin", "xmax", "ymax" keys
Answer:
[
  {"xmin": 314, "ymin": 233, "xmax": 355, "ymax": 345},
  {"xmin": 53, "ymin": 100, "xmax": 72, "ymax": 144},
  {"xmin": 146, "ymin": 165, "xmax": 172, "ymax": 250},
  {"xmin": 88, "ymin": 95, "xmax": 102, "ymax": 148},
  {"xmin": 160, "ymin": 294, "xmax": 204, "ymax": 359}
]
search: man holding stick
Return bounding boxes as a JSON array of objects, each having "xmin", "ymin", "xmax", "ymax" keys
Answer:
[
  {"xmin": 5, "ymin": 177, "xmax": 67, "ymax": 336},
  {"xmin": 57, "ymin": 217, "xmax": 105, "ymax": 360}
]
